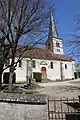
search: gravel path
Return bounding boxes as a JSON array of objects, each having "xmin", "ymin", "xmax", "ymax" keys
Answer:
[{"xmin": 37, "ymin": 79, "xmax": 80, "ymax": 99}]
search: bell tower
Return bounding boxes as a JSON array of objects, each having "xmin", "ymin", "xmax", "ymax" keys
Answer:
[{"xmin": 46, "ymin": 12, "xmax": 63, "ymax": 54}]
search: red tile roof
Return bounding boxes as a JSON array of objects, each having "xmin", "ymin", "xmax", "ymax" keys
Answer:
[{"xmin": 22, "ymin": 48, "xmax": 73, "ymax": 61}]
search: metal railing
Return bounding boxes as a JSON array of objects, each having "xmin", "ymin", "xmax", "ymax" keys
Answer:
[{"xmin": 48, "ymin": 97, "xmax": 80, "ymax": 120}]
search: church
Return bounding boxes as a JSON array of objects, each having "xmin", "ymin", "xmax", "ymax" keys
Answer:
[{"xmin": 3, "ymin": 13, "xmax": 74, "ymax": 83}]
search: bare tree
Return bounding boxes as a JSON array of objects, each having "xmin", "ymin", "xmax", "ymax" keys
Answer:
[
  {"xmin": 64, "ymin": 13, "xmax": 80, "ymax": 62},
  {"xmin": 0, "ymin": 36, "xmax": 10, "ymax": 88},
  {"xmin": 0, "ymin": 0, "xmax": 50, "ymax": 88},
  {"xmin": 64, "ymin": 34, "xmax": 80, "ymax": 62}
]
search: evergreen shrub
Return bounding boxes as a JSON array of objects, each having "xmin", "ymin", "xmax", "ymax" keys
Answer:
[{"xmin": 33, "ymin": 72, "xmax": 42, "ymax": 82}]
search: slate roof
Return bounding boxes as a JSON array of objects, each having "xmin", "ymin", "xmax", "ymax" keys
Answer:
[{"xmin": 22, "ymin": 48, "xmax": 73, "ymax": 62}]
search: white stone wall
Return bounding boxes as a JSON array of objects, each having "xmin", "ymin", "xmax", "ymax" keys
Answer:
[
  {"xmin": 3, "ymin": 58, "xmax": 28, "ymax": 83},
  {"xmin": 47, "ymin": 60, "xmax": 61, "ymax": 80},
  {"xmin": 16, "ymin": 58, "xmax": 27, "ymax": 82},
  {"xmin": 3, "ymin": 58, "xmax": 74, "ymax": 82},
  {"xmin": 32, "ymin": 59, "xmax": 74, "ymax": 81},
  {"xmin": 60, "ymin": 61, "xmax": 74, "ymax": 80}
]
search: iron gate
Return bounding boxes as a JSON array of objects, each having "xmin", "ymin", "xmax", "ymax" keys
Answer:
[{"xmin": 48, "ymin": 97, "xmax": 80, "ymax": 120}]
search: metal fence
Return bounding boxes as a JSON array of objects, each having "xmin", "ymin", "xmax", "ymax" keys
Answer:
[{"xmin": 48, "ymin": 97, "xmax": 80, "ymax": 120}]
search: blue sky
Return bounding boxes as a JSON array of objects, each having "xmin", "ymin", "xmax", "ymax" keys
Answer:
[{"xmin": 47, "ymin": 0, "xmax": 80, "ymax": 59}]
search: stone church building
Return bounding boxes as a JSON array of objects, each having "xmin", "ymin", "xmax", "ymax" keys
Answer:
[{"xmin": 3, "ymin": 13, "xmax": 74, "ymax": 83}]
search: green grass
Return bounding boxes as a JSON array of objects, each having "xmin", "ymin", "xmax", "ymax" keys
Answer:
[
  {"xmin": 3, "ymin": 89, "xmax": 38, "ymax": 94},
  {"xmin": 16, "ymin": 81, "xmax": 25, "ymax": 84}
]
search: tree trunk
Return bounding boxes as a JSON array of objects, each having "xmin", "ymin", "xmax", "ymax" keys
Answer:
[
  {"xmin": 9, "ymin": 57, "xmax": 15, "ymax": 91},
  {"xmin": 0, "ymin": 65, "xmax": 4, "ymax": 90},
  {"xmin": 0, "ymin": 71, "xmax": 2, "ymax": 89},
  {"xmin": 9, "ymin": 71, "xmax": 14, "ymax": 90}
]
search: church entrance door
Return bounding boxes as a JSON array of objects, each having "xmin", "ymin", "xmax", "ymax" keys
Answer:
[{"xmin": 41, "ymin": 67, "xmax": 47, "ymax": 80}]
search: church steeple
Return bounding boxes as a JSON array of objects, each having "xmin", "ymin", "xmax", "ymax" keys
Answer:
[
  {"xmin": 48, "ymin": 12, "xmax": 58, "ymax": 39},
  {"xmin": 46, "ymin": 12, "xmax": 63, "ymax": 54}
]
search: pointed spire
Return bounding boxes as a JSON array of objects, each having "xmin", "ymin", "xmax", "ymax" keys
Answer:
[{"xmin": 48, "ymin": 12, "xmax": 58, "ymax": 39}]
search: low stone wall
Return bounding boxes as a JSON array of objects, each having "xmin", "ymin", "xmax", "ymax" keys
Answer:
[{"xmin": 0, "ymin": 93, "xmax": 48, "ymax": 120}]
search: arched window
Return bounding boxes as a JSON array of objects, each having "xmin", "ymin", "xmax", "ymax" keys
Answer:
[
  {"xmin": 56, "ymin": 42, "xmax": 60, "ymax": 47},
  {"xmin": 57, "ymin": 49, "xmax": 60, "ymax": 52},
  {"xmin": 65, "ymin": 64, "xmax": 67, "ymax": 69},
  {"xmin": 32, "ymin": 60, "xmax": 36, "ymax": 68},
  {"xmin": 19, "ymin": 60, "xmax": 22, "ymax": 67},
  {"xmin": 50, "ymin": 62, "xmax": 53, "ymax": 69}
]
